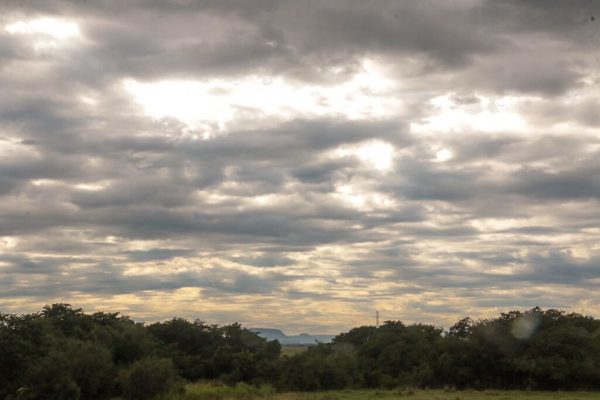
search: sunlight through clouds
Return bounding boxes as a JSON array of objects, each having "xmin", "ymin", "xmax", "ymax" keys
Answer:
[
  {"xmin": 2, "ymin": 0, "xmax": 600, "ymax": 333},
  {"xmin": 5, "ymin": 18, "xmax": 80, "ymax": 39},
  {"xmin": 124, "ymin": 59, "xmax": 399, "ymax": 133},
  {"xmin": 433, "ymin": 148, "xmax": 453, "ymax": 163},
  {"xmin": 334, "ymin": 183, "xmax": 396, "ymax": 212},
  {"xmin": 412, "ymin": 94, "xmax": 526, "ymax": 134},
  {"xmin": 329, "ymin": 140, "xmax": 395, "ymax": 172}
]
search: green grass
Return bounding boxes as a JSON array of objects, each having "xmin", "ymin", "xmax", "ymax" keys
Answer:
[
  {"xmin": 158, "ymin": 384, "xmax": 600, "ymax": 400},
  {"xmin": 289, "ymin": 389, "xmax": 600, "ymax": 400},
  {"xmin": 281, "ymin": 346, "xmax": 309, "ymax": 356},
  {"xmin": 277, "ymin": 389, "xmax": 600, "ymax": 400},
  {"xmin": 157, "ymin": 382, "xmax": 275, "ymax": 400}
]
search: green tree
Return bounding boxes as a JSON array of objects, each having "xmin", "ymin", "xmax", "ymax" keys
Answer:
[{"xmin": 119, "ymin": 357, "xmax": 182, "ymax": 400}]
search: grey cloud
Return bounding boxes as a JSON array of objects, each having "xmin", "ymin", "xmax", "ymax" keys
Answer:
[
  {"xmin": 184, "ymin": 119, "xmax": 410, "ymax": 158},
  {"xmin": 231, "ymin": 254, "xmax": 296, "ymax": 268},
  {"xmin": 472, "ymin": 297, "xmax": 568, "ymax": 310},
  {"xmin": 1, "ymin": 0, "xmax": 599, "ymax": 330},
  {"xmin": 1, "ymin": 0, "xmax": 499, "ymax": 87},
  {"xmin": 292, "ymin": 159, "xmax": 355, "ymax": 184},
  {"xmin": 447, "ymin": 134, "xmax": 519, "ymax": 162},
  {"xmin": 123, "ymin": 248, "xmax": 193, "ymax": 262},
  {"xmin": 383, "ymin": 157, "xmax": 485, "ymax": 202},
  {"xmin": 518, "ymin": 251, "xmax": 600, "ymax": 285},
  {"xmin": 466, "ymin": 49, "xmax": 582, "ymax": 96},
  {"xmin": 0, "ymin": 257, "xmax": 294, "ymax": 298},
  {"xmin": 0, "ymin": 253, "xmax": 66, "ymax": 275},
  {"xmin": 521, "ymin": 98, "xmax": 600, "ymax": 128},
  {"xmin": 71, "ymin": 177, "xmax": 196, "ymax": 209},
  {"xmin": 404, "ymin": 301, "xmax": 463, "ymax": 315},
  {"xmin": 0, "ymin": 176, "xmax": 20, "ymax": 196},
  {"xmin": 481, "ymin": 0, "xmax": 600, "ymax": 38},
  {"xmin": 507, "ymin": 159, "xmax": 600, "ymax": 200},
  {"xmin": 272, "ymin": 1, "xmax": 494, "ymax": 66}
]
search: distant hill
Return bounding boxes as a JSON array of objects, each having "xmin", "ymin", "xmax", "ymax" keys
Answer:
[{"xmin": 250, "ymin": 328, "xmax": 335, "ymax": 345}]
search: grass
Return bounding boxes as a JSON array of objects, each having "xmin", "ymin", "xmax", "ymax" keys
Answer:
[
  {"xmin": 157, "ymin": 382, "xmax": 276, "ymax": 400},
  {"xmin": 155, "ymin": 383, "xmax": 600, "ymax": 400},
  {"xmin": 277, "ymin": 389, "xmax": 600, "ymax": 400},
  {"xmin": 281, "ymin": 346, "xmax": 309, "ymax": 356}
]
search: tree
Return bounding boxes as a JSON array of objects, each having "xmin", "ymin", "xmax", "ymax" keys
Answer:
[{"xmin": 119, "ymin": 357, "xmax": 182, "ymax": 400}]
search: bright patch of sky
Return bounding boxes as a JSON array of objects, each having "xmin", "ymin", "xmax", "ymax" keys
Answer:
[
  {"xmin": 5, "ymin": 18, "xmax": 80, "ymax": 38},
  {"xmin": 124, "ymin": 59, "xmax": 399, "ymax": 133},
  {"xmin": 412, "ymin": 94, "xmax": 527, "ymax": 134},
  {"xmin": 433, "ymin": 148, "xmax": 453, "ymax": 163},
  {"xmin": 329, "ymin": 140, "xmax": 395, "ymax": 172}
]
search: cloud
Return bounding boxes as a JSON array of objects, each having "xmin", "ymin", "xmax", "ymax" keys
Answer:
[
  {"xmin": 231, "ymin": 254, "xmax": 296, "ymax": 268},
  {"xmin": 123, "ymin": 248, "xmax": 193, "ymax": 262},
  {"xmin": 0, "ymin": 0, "xmax": 599, "ymax": 332}
]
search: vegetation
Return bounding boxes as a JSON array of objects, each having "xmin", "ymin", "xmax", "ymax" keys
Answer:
[
  {"xmin": 134, "ymin": 384, "xmax": 600, "ymax": 400},
  {"xmin": 179, "ymin": 382, "xmax": 276, "ymax": 400},
  {"xmin": 2, "ymin": 305, "xmax": 600, "ymax": 399},
  {"xmin": 119, "ymin": 357, "xmax": 182, "ymax": 400},
  {"xmin": 280, "ymin": 346, "xmax": 309, "ymax": 357}
]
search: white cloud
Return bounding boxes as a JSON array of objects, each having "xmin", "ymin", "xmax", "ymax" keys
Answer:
[
  {"xmin": 412, "ymin": 94, "xmax": 526, "ymax": 134},
  {"xmin": 5, "ymin": 18, "xmax": 80, "ymax": 39},
  {"xmin": 433, "ymin": 148, "xmax": 453, "ymax": 163},
  {"xmin": 124, "ymin": 59, "xmax": 400, "ymax": 134},
  {"xmin": 329, "ymin": 140, "xmax": 395, "ymax": 172}
]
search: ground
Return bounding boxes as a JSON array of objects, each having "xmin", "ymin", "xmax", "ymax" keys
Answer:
[
  {"xmin": 280, "ymin": 346, "xmax": 309, "ymax": 356},
  {"xmin": 159, "ymin": 383, "xmax": 600, "ymax": 400},
  {"xmin": 279, "ymin": 389, "xmax": 600, "ymax": 400}
]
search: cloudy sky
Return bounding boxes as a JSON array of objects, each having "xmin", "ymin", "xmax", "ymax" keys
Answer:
[{"xmin": 1, "ymin": 0, "xmax": 599, "ymax": 334}]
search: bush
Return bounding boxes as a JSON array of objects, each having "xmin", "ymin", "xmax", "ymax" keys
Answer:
[
  {"xmin": 183, "ymin": 382, "xmax": 275, "ymax": 400},
  {"xmin": 119, "ymin": 357, "xmax": 183, "ymax": 400},
  {"xmin": 18, "ymin": 339, "xmax": 116, "ymax": 400},
  {"xmin": 21, "ymin": 349, "xmax": 81, "ymax": 400},
  {"xmin": 69, "ymin": 341, "xmax": 117, "ymax": 399}
]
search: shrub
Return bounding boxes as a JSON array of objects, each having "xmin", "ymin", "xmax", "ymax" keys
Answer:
[
  {"xmin": 21, "ymin": 349, "xmax": 81, "ymax": 400},
  {"xmin": 119, "ymin": 357, "xmax": 182, "ymax": 400},
  {"xmin": 183, "ymin": 382, "xmax": 275, "ymax": 400},
  {"xmin": 70, "ymin": 341, "xmax": 117, "ymax": 399}
]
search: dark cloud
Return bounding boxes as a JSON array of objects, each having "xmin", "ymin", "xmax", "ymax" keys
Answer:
[
  {"xmin": 231, "ymin": 254, "xmax": 296, "ymax": 268},
  {"xmin": 123, "ymin": 248, "xmax": 193, "ymax": 262},
  {"xmin": 507, "ymin": 158, "xmax": 600, "ymax": 200},
  {"xmin": 518, "ymin": 251, "xmax": 600, "ymax": 285},
  {"xmin": 481, "ymin": 0, "xmax": 600, "ymax": 37},
  {"xmin": 2, "ymin": 0, "xmax": 495, "ymax": 83},
  {"xmin": 467, "ymin": 51, "xmax": 582, "ymax": 96}
]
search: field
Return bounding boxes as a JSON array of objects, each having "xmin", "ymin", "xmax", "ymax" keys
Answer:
[
  {"xmin": 280, "ymin": 345, "xmax": 309, "ymax": 356},
  {"xmin": 156, "ymin": 383, "xmax": 600, "ymax": 400}
]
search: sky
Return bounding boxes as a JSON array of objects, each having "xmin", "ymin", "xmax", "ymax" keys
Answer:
[{"xmin": 1, "ymin": 0, "xmax": 600, "ymax": 334}]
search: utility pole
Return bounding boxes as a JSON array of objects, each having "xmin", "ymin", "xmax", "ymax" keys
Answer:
[{"xmin": 376, "ymin": 311, "xmax": 379, "ymax": 328}]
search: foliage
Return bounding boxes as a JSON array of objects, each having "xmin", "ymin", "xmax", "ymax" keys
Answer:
[
  {"xmin": 0, "ymin": 304, "xmax": 281, "ymax": 399},
  {"xmin": 176, "ymin": 382, "xmax": 275, "ymax": 400},
  {"xmin": 119, "ymin": 357, "xmax": 182, "ymax": 400},
  {"xmin": 2, "ymin": 304, "xmax": 600, "ymax": 398}
]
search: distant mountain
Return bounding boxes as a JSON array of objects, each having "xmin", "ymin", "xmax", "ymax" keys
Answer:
[{"xmin": 250, "ymin": 328, "xmax": 335, "ymax": 345}]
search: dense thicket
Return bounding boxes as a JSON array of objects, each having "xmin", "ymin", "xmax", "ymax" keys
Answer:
[
  {"xmin": 0, "ymin": 304, "xmax": 280, "ymax": 399},
  {"xmin": 2, "ymin": 305, "xmax": 600, "ymax": 399},
  {"xmin": 331, "ymin": 309, "xmax": 600, "ymax": 391}
]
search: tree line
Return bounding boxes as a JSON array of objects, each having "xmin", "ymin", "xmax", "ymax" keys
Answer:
[{"xmin": 2, "ymin": 304, "xmax": 600, "ymax": 399}]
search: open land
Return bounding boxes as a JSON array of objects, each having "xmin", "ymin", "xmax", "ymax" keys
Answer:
[{"xmin": 156, "ymin": 383, "xmax": 600, "ymax": 400}]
